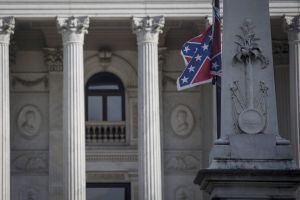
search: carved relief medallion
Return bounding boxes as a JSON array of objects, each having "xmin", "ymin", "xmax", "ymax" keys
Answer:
[
  {"xmin": 170, "ymin": 105, "xmax": 194, "ymax": 137},
  {"xmin": 238, "ymin": 109, "xmax": 265, "ymax": 134},
  {"xmin": 17, "ymin": 105, "xmax": 42, "ymax": 138}
]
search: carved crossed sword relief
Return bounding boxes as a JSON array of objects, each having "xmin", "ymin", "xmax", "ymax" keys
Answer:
[{"xmin": 231, "ymin": 19, "xmax": 269, "ymax": 134}]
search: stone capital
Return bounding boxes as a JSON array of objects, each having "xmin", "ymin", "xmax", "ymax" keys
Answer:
[
  {"xmin": 132, "ymin": 16, "xmax": 165, "ymax": 44},
  {"xmin": 0, "ymin": 16, "xmax": 15, "ymax": 44},
  {"xmin": 204, "ymin": 16, "xmax": 213, "ymax": 29},
  {"xmin": 43, "ymin": 48, "xmax": 63, "ymax": 72},
  {"xmin": 283, "ymin": 15, "xmax": 300, "ymax": 42},
  {"xmin": 56, "ymin": 16, "xmax": 89, "ymax": 44},
  {"xmin": 283, "ymin": 15, "xmax": 300, "ymax": 32}
]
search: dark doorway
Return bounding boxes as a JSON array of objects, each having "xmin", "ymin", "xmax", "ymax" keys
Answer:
[{"xmin": 86, "ymin": 182, "xmax": 131, "ymax": 200}]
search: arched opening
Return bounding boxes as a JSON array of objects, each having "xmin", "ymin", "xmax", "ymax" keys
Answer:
[
  {"xmin": 85, "ymin": 72, "xmax": 125, "ymax": 122},
  {"xmin": 85, "ymin": 72, "xmax": 126, "ymax": 145}
]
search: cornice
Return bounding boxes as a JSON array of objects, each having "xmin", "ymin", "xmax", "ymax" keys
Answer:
[{"xmin": 0, "ymin": 1, "xmax": 297, "ymax": 18}]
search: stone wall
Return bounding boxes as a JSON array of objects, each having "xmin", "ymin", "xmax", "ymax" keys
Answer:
[{"xmin": 9, "ymin": 19, "xmax": 292, "ymax": 200}]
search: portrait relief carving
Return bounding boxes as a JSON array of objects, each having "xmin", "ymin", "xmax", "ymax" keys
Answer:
[
  {"xmin": 170, "ymin": 105, "xmax": 194, "ymax": 137},
  {"xmin": 17, "ymin": 105, "xmax": 42, "ymax": 138}
]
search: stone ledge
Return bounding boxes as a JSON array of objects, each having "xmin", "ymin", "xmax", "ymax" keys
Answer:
[{"xmin": 194, "ymin": 169, "xmax": 300, "ymax": 199}]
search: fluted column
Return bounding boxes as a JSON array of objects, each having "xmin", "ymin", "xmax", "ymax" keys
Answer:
[
  {"xmin": 56, "ymin": 16, "xmax": 89, "ymax": 200},
  {"xmin": 284, "ymin": 15, "xmax": 300, "ymax": 165},
  {"xmin": 132, "ymin": 16, "xmax": 164, "ymax": 200},
  {"xmin": 0, "ymin": 16, "xmax": 14, "ymax": 200}
]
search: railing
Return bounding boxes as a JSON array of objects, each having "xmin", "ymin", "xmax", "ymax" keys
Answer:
[{"xmin": 85, "ymin": 121, "xmax": 126, "ymax": 145}]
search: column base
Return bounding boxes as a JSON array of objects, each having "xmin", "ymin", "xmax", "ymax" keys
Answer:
[
  {"xmin": 209, "ymin": 134, "xmax": 297, "ymax": 169},
  {"xmin": 194, "ymin": 169, "xmax": 300, "ymax": 199},
  {"xmin": 195, "ymin": 133, "xmax": 300, "ymax": 199}
]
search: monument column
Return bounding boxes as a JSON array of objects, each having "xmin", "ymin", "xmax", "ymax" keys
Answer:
[
  {"xmin": 0, "ymin": 16, "xmax": 14, "ymax": 200},
  {"xmin": 56, "ymin": 16, "xmax": 89, "ymax": 200},
  {"xmin": 132, "ymin": 16, "xmax": 165, "ymax": 200},
  {"xmin": 194, "ymin": 1, "xmax": 300, "ymax": 199},
  {"xmin": 284, "ymin": 15, "xmax": 300, "ymax": 166}
]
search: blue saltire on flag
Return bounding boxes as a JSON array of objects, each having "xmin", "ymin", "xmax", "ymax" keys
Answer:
[{"xmin": 177, "ymin": 0, "xmax": 222, "ymax": 91}]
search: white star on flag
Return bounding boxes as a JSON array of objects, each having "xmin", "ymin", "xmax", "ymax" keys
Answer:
[
  {"xmin": 184, "ymin": 46, "xmax": 190, "ymax": 53},
  {"xmin": 202, "ymin": 43, "xmax": 209, "ymax": 51},
  {"xmin": 188, "ymin": 65, "xmax": 195, "ymax": 72},
  {"xmin": 212, "ymin": 62, "xmax": 219, "ymax": 70},
  {"xmin": 181, "ymin": 76, "xmax": 188, "ymax": 83},
  {"xmin": 195, "ymin": 54, "xmax": 202, "ymax": 61}
]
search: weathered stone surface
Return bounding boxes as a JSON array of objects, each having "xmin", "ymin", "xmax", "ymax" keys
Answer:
[{"xmin": 195, "ymin": 0, "xmax": 300, "ymax": 199}]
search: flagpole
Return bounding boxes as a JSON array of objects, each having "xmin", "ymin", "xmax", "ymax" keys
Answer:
[{"xmin": 212, "ymin": 0, "xmax": 221, "ymax": 139}]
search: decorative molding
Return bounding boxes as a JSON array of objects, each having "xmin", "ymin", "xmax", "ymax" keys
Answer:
[
  {"xmin": 170, "ymin": 104, "xmax": 194, "ymax": 137},
  {"xmin": 86, "ymin": 151, "xmax": 138, "ymax": 162},
  {"xmin": 17, "ymin": 104, "xmax": 42, "ymax": 139},
  {"xmin": 165, "ymin": 153, "xmax": 200, "ymax": 172},
  {"xmin": 98, "ymin": 48, "xmax": 112, "ymax": 67},
  {"xmin": 43, "ymin": 48, "xmax": 63, "ymax": 72},
  {"xmin": 84, "ymin": 52, "xmax": 138, "ymax": 88},
  {"xmin": 0, "ymin": 1, "xmax": 298, "ymax": 18},
  {"xmin": 86, "ymin": 172, "xmax": 126, "ymax": 182},
  {"xmin": 11, "ymin": 151, "xmax": 48, "ymax": 175},
  {"xmin": 12, "ymin": 75, "xmax": 48, "ymax": 89}
]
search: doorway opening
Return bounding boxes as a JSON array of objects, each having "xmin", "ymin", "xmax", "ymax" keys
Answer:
[{"xmin": 86, "ymin": 182, "xmax": 131, "ymax": 200}]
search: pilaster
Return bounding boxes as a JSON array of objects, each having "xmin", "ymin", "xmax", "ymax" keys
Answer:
[
  {"xmin": 283, "ymin": 15, "xmax": 300, "ymax": 166},
  {"xmin": 0, "ymin": 16, "xmax": 14, "ymax": 200},
  {"xmin": 57, "ymin": 16, "xmax": 89, "ymax": 200},
  {"xmin": 132, "ymin": 16, "xmax": 164, "ymax": 200},
  {"xmin": 44, "ymin": 48, "xmax": 64, "ymax": 200}
]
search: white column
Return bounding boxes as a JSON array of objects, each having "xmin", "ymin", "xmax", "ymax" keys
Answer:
[
  {"xmin": 0, "ymin": 16, "xmax": 14, "ymax": 200},
  {"xmin": 56, "ymin": 16, "xmax": 89, "ymax": 200},
  {"xmin": 284, "ymin": 15, "xmax": 300, "ymax": 165},
  {"xmin": 132, "ymin": 16, "xmax": 165, "ymax": 200}
]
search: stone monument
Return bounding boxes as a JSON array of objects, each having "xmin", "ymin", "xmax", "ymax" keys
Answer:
[{"xmin": 194, "ymin": 0, "xmax": 300, "ymax": 199}]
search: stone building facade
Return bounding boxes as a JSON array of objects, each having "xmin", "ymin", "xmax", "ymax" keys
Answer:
[{"xmin": 0, "ymin": 0, "xmax": 299, "ymax": 199}]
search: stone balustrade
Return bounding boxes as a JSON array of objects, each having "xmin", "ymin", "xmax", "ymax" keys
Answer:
[{"xmin": 85, "ymin": 121, "xmax": 126, "ymax": 145}]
